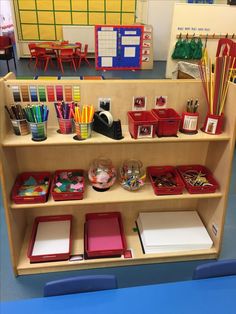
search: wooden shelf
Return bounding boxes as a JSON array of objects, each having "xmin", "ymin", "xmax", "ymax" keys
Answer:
[
  {"xmin": 2, "ymin": 126, "xmax": 231, "ymax": 147},
  {"xmin": 17, "ymin": 218, "xmax": 218, "ymax": 275},
  {"xmin": 11, "ymin": 181, "xmax": 223, "ymax": 209}
]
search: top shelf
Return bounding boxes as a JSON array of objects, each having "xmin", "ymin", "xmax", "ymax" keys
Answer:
[{"xmin": 2, "ymin": 126, "xmax": 230, "ymax": 147}]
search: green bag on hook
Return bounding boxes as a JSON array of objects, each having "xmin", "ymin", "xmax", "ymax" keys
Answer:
[
  {"xmin": 172, "ymin": 37, "xmax": 184, "ymax": 59},
  {"xmin": 192, "ymin": 37, "xmax": 203, "ymax": 59}
]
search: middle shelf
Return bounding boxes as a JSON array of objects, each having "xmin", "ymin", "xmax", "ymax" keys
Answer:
[{"xmin": 10, "ymin": 181, "xmax": 223, "ymax": 209}]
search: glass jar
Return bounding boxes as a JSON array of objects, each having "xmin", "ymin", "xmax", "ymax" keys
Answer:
[
  {"xmin": 119, "ymin": 159, "xmax": 146, "ymax": 191},
  {"xmin": 88, "ymin": 157, "xmax": 117, "ymax": 191}
]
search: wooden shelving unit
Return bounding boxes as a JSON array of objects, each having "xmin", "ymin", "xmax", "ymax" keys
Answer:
[{"xmin": 1, "ymin": 75, "xmax": 235, "ymax": 276}]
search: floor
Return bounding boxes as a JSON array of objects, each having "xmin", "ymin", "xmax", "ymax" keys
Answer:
[{"xmin": 0, "ymin": 57, "xmax": 235, "ymax": 302}]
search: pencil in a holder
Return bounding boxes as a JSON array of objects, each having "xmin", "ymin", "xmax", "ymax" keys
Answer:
[
  {"xmin": 11, "ymin": 119, "xmax": 29, "ymax": 136},
  {"xmin": 74, "ymin": 121, "xmax": 92, "ymax": 140},
  {"xmin": 57, "ymin": 118, "xmax": 73, "ymax": 134},
  {"xmin": 202, "ymin": 113, "xmax": 224, "ymax": 135},
  {"xmin": 29, "ymin": 121, "xmax": 47, "ymax": 141}
]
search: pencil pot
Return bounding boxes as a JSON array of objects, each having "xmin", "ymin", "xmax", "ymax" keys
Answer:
[
  {"xmin": 11, "ymin": 119, "xmax": 29, "ymax": 136},
  {"xmin": 202, "ymin": 113, "xmax": 224, "ymax": 135},
  {"xmin": 29, "ymin": 121, "xmax": 47, "ymax": 141},
  {"xmin": 74, "ymin": 121, "xmax": 92, "ymax": 140},
  {"xmin": 58, "ymin": 118, "xmax": 73, "ymax": 134},
  {"xmin": 180, "ymin": 112, "xmax": 199, "ymax": 134}
]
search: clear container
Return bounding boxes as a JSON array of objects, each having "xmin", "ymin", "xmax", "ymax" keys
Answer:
[
  {"xmin": 119, "ymin": 159, "xmax": 146, "ymax": 191},
  {"xmin": 88, "ymin": 157, "xmax": 117, "ymax": 192}
]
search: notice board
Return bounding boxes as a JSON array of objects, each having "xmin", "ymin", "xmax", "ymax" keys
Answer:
[{"xmin": 95, "ymin": 25, "xmax": 144, "ymax": 70}]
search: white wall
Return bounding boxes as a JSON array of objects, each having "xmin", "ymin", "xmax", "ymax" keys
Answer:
[{"xmin": 0, "ymin": 0, "xmax": 12, "ymax": 35}]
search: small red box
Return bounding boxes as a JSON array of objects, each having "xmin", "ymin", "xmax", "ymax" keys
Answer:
[
  {"xmin": 84, "ymin": 212, "xmax": 127, "ymax": 258},
  {"xmin": 151, "ymin": 108, "xmax": 181, "ymax": 137},
  {"xmin": 177, "ymin": 165, "xmax": 219, "ymax": 194},
  {"xmin": 51, "ymin": 169, "xmax": 84, "ymax": 201},
  {"xmin": 127, "ymin": 111, "xmax": 158, "ymax": 139},
  {"xmin": 27, "ymin": 215, "xmax": 73, "ymax": 263},
  {"xmin": 11, "ymin": 172, "xmax": 51, "ymax": 204},
  {"xmin": 147, "ymin": 166, "xmax": 185, "ymax": 195}
]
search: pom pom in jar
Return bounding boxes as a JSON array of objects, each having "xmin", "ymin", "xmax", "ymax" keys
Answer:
[
  {"xmin": 88, "ymin": 157, "xmax": 117, "ymax": 192},
  {"xmin": 119, "ymin": 159, "xmax": 146, "ymax": 191}
]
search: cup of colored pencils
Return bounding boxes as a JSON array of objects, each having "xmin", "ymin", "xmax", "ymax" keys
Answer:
[
  {"xmin": 5, "ymin": 104, "xmax": 30, "ymax": 136},
  {"xmin": 54, "ymin": 102, "xmax": 75, "ymax": 134},
  {"xmin": 73, "ymin": 105, "xmax": 94, "ymax": 140},
  {"xmin": 23, "ymin": 104, "xmax": 49, "ymax": 141},
  {"xmin": 199, "ymin": 54, "xmax": 235, "ymax": 134}
]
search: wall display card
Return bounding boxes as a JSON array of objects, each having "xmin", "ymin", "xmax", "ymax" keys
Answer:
[
  {"xmin": 142, "ymin": 56, "xmax": 150, "ymax": 62},
  {"xmin": 132, "ymin": 96, "xmax": 147, "ymax": 110},
  {"xmin": 137, "ymin": 211, "xmax": 213, "ymax": 254},
  {"xmin": 143, "ymin": 42, "xmax": 151, "ymax": 48},
  {"xmin": 143, "ymin": 33, "xmax": 152, "ymax": 40},
  {"xmin": 121, "ymin": 36, "xmax": 140, "ymax": 45},
  {"xmin": 155, "ymin": 96, "xmax": 167, "ymax": 108},
  {"xmin": 142, "ymin": 49, "xmax": 150, "ymax": 55},
  {"xmin": 144, "ymin": 26, "xmax": 152, "ymax": 33}
]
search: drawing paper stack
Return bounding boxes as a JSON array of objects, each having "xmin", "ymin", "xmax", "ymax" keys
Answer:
[{"xmin": 137, "ymin": 211, "xmax": 213, "ymax": 254}]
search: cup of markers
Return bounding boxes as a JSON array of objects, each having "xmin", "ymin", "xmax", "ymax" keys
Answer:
[
  {"xmin": 73, "ymin": 105, "xmax": 94, "ymax": 140},
  {"xmin": 5, "ymin": 104, "xmax": 29, "ymax": 136},
  {"xmin": 23, "ymin": 104, "xmax": 49, "ymax": 141},
  {"xmin": 54, "ymin": 102, "xmax": 74, "ymax": 134}
]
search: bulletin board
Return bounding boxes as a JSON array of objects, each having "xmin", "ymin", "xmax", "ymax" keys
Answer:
[
  {"xmin": 95, "ymin": 25, "xmax": 143, "ymax": 70},
  {"xmin": 13, "ymin": 0, "xmax": 138, "ymax": 41}
]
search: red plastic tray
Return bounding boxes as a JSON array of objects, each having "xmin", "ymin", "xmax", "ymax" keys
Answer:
[
  {"xmin": 176, "ymin": 165, "xmax": 219, "ymax": 194},
  {"xmin": 11, "ymin": 172, "xmax": 51, "ymax": 204},
  {"xmin": 147, "ymin": 166, "xmax": 185, "ymax": 195},
  {"xmin": 151, "ymin": 108, "xmax": 181, "ymax": 137},
  {"xmin": 127, "ymin": 111, "xmax": 158, "ymax": 139},
  {"xmin": 27, "ymin": 215, "xmax": 73, "ymax": 263},
  {"xmin": 51, "ymin": 169, "xmax": 84, "ymax": 201},
  {"xmin": 84, "ymin": 212, "xmax": 127, "ymax": 258}
]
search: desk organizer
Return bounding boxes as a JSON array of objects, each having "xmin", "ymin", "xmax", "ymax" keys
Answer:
[
  {"xmin": 11, "ymin": 172, "xmax": 51, "ymax": 204},
  {"xmin": 51, "ymin": 169, "xmax": 84, "ymax": 201},
  {"xmin": 128, "ymin": 111, "xmax": 158, "ymax": 139},
  {"xmin": 84, "ymin": 212, "xmax": 126, "ymax": 258},
  {"xmin": 27, "ymin": 215, "xmax": 72, "ymax": 263},
  {"xmin": 147, "ymin": 166, "xmax": 185, "ymax": 195},
  {"xmin": 177, "ymin": 165, "xmax": 219, "ymax": 194},
  {"xmin": 151, "ymin": 108, "xmax": 181, "ymax": 137}
]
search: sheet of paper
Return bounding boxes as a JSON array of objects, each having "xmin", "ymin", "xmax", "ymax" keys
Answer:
[
  {"xmin": 101, "ymin": 57, "xmax": 113, "ymax": 67},
  {"xmin": 124, "ymin": 47, "xmax": 136, "ymax": 57},
  {"xmin": 122, "ymin": 36, "xmax": 140, "ymax": 45},
  {"xmin": 32, "ymin": 220, "xmax": 70, "ymax": 256}
]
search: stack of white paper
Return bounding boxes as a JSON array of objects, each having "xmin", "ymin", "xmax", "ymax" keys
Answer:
[{"xmin": 137, "ymin": 211, "xmax": 213, "ymax": 254}]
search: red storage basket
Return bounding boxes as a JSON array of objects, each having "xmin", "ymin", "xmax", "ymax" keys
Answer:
[
  {"xmin": 11, "ymin": 172, "xmax": 51, "ymax": 204},
  {"xmin": 51, "ymin": 169, "xmax": 84, "ymax": 201},
  {"xmin": 177, "ymin": 165, "xmax": 219, "ymax": 194},
  {"xmin": 127, "ymin": 111, "xmax": 158, "ymax": 139},
  {"xmin": 151, "ymin": 108, "xmax": 181, "ymax": 137},
  {"xmin": 147, "ymin": 166, "xmax": 185, "ymax": 195},
  {"xmin": 84, "ymin": 212, "xmax": 127, "ymax": 258},
  {"xmin": 27, "ymin": 215, "xmax": 73, "ymax": 263}
]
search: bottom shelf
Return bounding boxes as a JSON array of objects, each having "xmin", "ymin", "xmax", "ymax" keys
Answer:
[{"xmin": 17, "ymin": 217, "xmax": 218, "ymax": 275}]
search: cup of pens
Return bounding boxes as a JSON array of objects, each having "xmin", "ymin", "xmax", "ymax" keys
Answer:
[
  {"xmin": 180, "ymin": 99, "xmax": 199, "ymax": 135},
  {"xmin": 73, "ymin": 105, "xmax": 94, "ymax": 141},
  {"xmin": 54, "ymin": 102, "xmax": 74, "ymax": 134},
  {"xmin": 23, "ymin": 105, "xmax": 49, "ymax": 141},
  {"xmin": 5, "ymin": 105, "xmax": 29, "ymax": 136}
]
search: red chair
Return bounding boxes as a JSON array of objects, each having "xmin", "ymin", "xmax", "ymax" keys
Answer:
[
  {"xmin": 73, "ymin": 42, "xmax": 82, "ymax": 67},
  {"xmin": 77, "ymin": 44, "xmax": 90, "ymax": 69},
  {"xmin": 28, "ymin": 43, "xmax": 37, "ymax": 65},
  {"xmin": 61, "ymin": 40, "xmax": 69, "ymax": 45},
  {"xmin": 34, "ymin": 47, "xmax": 54, "ymax": 72},
  {"xmin": 0, "ymin": 36, "xmax": 16, "ymax": 71},
  {"xmin": 57, "ymin": 48, "xmax": 76, "ymax": 73},
  {"xmin": 41, "ymin": 42, "xmax": 57, "ymax": 58}
]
